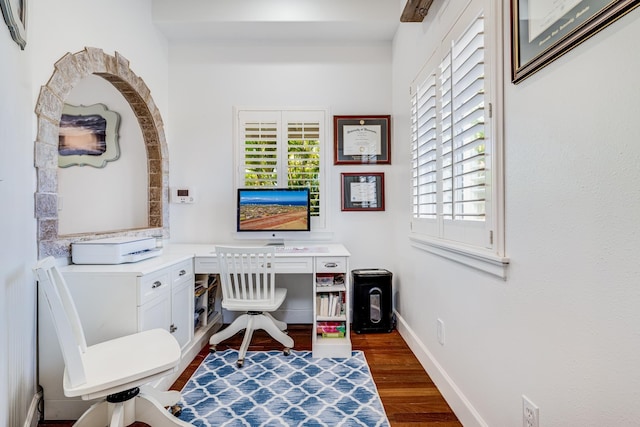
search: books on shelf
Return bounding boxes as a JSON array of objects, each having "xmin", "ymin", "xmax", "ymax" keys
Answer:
[
  {"xmin": 316, "ymin": 292, "xmax": 345, "ymax": 318},
  {"xmin": 194, "ymin": 273, "xmax": 219, "ymax": 331}
]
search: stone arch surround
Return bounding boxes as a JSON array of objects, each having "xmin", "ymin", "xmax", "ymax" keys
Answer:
[{"xmin": 35, "ymin": 47, "xmax": 169, "ymax": 258}]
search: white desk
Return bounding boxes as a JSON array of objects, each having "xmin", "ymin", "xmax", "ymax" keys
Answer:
[
  {"xmin": 38, "ymin": 252, "xmax": 220, "ymax": 420},
  {"xmin": 38, "ymin": 243, "xmax": 351, "ymax": 420},
  {"xmin": 167, "ymin": 243, "xmax": 352, "ymax": 358}
]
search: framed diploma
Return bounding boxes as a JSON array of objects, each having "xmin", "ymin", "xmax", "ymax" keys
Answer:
[
  {"xmin": 333, "ymin": 115, "xmax": 391, "ymax": 165},
  {"xmin": 341, "ymin": 172, "xmax": 385, "ymax": 211},
  {"xmin": 511, "ymin": 0, "xmax": 640, "ymax": 83}
]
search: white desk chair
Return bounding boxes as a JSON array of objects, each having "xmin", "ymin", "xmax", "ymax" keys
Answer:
[
  {"xmin": 209, "ymin": 246, "xmax": 294, "ymax": 367},
  {"xmin": 34, "ymin": 257, "xmax": 191, "ymax": 427}
]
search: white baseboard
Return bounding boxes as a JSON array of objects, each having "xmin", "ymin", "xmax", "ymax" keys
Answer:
[
  {"xmin": 23, "ymin": 390, "xmax": 42, "ymax": 427},
  {"xmin": 394, "ymin": 311, "xmax": 488, "ymax": 427}
]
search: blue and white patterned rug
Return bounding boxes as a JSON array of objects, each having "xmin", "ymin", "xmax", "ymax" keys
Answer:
[{"xmin": 177, "ymin": 350, "xmax": 390, "ymax": 426}]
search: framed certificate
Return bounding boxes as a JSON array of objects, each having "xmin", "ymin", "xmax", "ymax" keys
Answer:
[
  {"xmin": 341, "ymin": 172, "xmax": 385, "ymax": 211},
  {"xmin": 511, "ymin": 0, "xmax": 640, "ymax": 83},
  {"xmin": 333, "ymin": 115, "xmax": 391, "ymax": 165}
]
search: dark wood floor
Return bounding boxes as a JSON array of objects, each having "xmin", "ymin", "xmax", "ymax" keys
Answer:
[{"xmin": 39, "ymin": 325, "xmax": 461, "ymax": 427}]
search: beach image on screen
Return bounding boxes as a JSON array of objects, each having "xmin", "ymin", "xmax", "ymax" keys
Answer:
[{"xmin": 238, "ymin": 189, "xmax": 309, "ymax": 231}]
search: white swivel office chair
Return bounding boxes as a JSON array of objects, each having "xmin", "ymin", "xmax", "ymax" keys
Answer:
[
  {"xmin": 34, "ymin": 256, "xmax": 191, "ymax": 427},
  {"xmin": 209, "ymin": 246, "xmax": 294, "ymax": 367}
]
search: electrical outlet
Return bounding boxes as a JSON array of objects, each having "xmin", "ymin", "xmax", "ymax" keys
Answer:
[
  {"xmin": 522, "ymin": 395, "xmax": 539, "ymax": 427},
  {"xmin": 436, "ymin": 318, "xmax": 445, "ymax": 345}
]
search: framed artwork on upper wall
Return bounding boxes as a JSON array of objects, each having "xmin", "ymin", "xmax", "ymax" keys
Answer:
[
  {"xmin": 0, "ymin": 0, "xmax": 26, "ymax": 49},
  {"xmin": 58, "ymin": 103, "xmax": 121, "ymax": 168},
  {"xmin": 511, "ymin": 0, "xmax": 640, "ymax": 83},
  {"xmin": 341, "ymin": 172, "xmax": 385, "ymax": 211},
  {"xmin": 333, "ymin": 115, "xmax": 391, "ymax": 165}
]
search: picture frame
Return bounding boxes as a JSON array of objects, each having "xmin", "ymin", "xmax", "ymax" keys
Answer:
[
  {"xmin": 0, "ymin": 0, "xmax": 26, "ymax": 49},
  {"xmin": 58, "ymin": 103, "xmax": 121, "ymax": 168},
  {"xmin": 511, "ymin": 0, "xmax": 640, "ymax": 83},
  {"xmin": 333, "ymin": 115, "xmax": 391, "ymax": 165},
  {"xmin": 341, "ymin": 172, "xmax": 385, "ymax": 211}
]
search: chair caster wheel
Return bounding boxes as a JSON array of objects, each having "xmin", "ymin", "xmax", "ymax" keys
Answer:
[
  {"xmin": 209, "ymin": 345, "xmax": 216, "ymax": 353},
  {"xmin": 283, "ymin": 348, "xmax": 291, "ymax": 356},
  {"xmin": 237, "ymin": 359, "xmax": 244, "ymax": 368},
  {"xmin": 169, "ymin": 404, "xmax": 182, "ymax": 417}
]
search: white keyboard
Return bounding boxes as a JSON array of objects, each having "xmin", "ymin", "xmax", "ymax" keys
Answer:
[{"xmin": 274, "ymin": 246, "xmax": 329, "ymax": 253}]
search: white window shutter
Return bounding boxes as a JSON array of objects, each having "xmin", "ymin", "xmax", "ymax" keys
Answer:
[
  {"xmin": 410, "ymin": 11, "xmax": 491, "ymax": 248},
  {"xmin": 412, "ymin": 73, "xmax": 438, "ymax": 220},
  {"xmin": 238, "ymin": 111, "xmax": 281, "ymax": 187},
  {"xmin": 237, "ymin": 109, "xmax": 326, "ymax": 228}
]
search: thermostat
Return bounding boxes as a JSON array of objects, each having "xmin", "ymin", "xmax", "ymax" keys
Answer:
[{"xmin": 171, "ymin": 187, "xmax": 195, "ymax": 204}]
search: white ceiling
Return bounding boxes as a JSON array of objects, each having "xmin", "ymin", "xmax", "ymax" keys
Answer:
[{"xmin": 152, "ymin": 0, "xmax": 403, "ymax": 43}]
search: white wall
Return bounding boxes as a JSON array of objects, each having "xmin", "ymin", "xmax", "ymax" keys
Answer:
[
  {"xmin": 167, "ymin": 41, "xmax": 398, "ymax": 271},
  {"xmin": 391, "ymin": 1, "xmax": 640, "ymax": 426},
  {"xmin": 29, "ymin": 1, "xmax": 169, "ymax": 116},
  {"xmin": 29, "ymin": 1, "xmax": 170, "ymax": 239},
  {"xmin": 0, "ymin": 11, "xmax": 38, "ymax": 426},
  {"xmin": 0, "ymin": 1, "xmax": 169, "ymax": 424},
  {"xmin": 7, "ymin": 1, "xmax": 640, "ymax": 425},
  {"xmin": 58, "ymin": 75, "xmax": 148, "ymax": 235}
]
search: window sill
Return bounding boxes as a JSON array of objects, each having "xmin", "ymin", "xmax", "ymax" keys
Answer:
[{"xmin": 409, "ymin": 234, "xmax": 509, "ymax": 280}]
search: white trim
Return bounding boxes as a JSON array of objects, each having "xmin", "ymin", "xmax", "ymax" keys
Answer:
[
  {"xmin": 410, "ymin": 234, "xmax": 509, "ymax": 279},
  {"xmin": 395, "ymin": 311, "xmax": 489, "ymax": 427}
]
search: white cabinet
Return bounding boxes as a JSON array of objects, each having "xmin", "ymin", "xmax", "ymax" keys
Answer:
[
  {"xmin": 170, "ymin": 259, "xmax": 196, "ymax": 349},
  {"xmin": 138, "ymin": 289, "xmax": 171, "ymax": 331},
  {"xmin": 135, "ymin": 259, "xmax": 194, "ymax": 350},
  {"xmin": 37, "ymin": 254, "xmax": 217, "ymax": 420},
  {"xmin": 312, "ymin": 256, "xmax": 352, "ymax": 358}
]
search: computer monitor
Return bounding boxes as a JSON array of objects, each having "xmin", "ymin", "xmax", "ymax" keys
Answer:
[{"xmin": 237, "ymin": 188, "xmax": 311, "ymax": 233}]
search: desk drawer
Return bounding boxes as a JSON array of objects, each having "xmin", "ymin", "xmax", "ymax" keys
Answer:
[
  {"xmin": 273, "ymin": 257, "xmax": 313, "ymax": 274},
  {"xmin": 171, "ymin": 259, "xmax": 194, "ymax": 284},
  {"xmin": 195, "ymin": 257, "xmax": 218, "ymax": 274},
  {"xmin": 195, "ymin": 256, "xmax": 312, "ymax": 274},
  {"xmin": 315, "ymin": 257, "xmax": 347, "ymax": 273},
  {"xmin": 138, "ymin": 270, "xmax": 171, "ymax": 306}
]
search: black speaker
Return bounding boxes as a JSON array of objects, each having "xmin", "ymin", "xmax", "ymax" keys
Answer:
[{"xmin": 352, "ymin": 269, "xmax": 394, "ymax": 333}]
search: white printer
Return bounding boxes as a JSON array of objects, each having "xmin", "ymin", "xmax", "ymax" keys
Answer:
[{"xmin": 71, "ymin": 236, "xmax": 162, "ymax": 264}]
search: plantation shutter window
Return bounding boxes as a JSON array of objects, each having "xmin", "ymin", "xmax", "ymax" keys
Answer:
[
  {"xmin": 411, "ymin": 72, "xmax": 438, "ymax": 220},
  {"xmin": 410, "ymin": 11, "xmax": 494, "ymax": 249},
  {"xmin": 241, "ymin": 116, "xmax": 280, "ymax": 187},
  {"xmin": 449, "ymin": 15, "xmax": 486, "ymax": 222},
  {"xmin": 286, "ymin": 119, "xmax": 321, "ymax": 217},
  {"xmin": 237, "ymin": 109, "xmax": 326, "ymax": 227}
]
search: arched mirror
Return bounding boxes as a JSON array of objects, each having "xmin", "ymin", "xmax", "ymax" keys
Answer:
[{"xmin": 35, "ymin": 47, "xmax": 169, "ymax": 258}]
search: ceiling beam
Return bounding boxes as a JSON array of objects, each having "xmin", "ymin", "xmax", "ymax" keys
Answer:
[{"xmin": 400, "ymin": 0, "xmax": 434, "ymax": 22}]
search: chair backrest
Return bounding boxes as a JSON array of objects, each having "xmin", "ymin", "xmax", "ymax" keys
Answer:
[
  {"xmin": 215, "ymin": 246, "xmax": 276, "ymax": 305},
  {"xmin": 33, "ymin": 257, "xmax": 88, "ymax": 388}
]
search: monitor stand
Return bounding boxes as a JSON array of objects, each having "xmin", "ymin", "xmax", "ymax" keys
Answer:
[{"xmin": 265, "ymin": 238, "xmax": 285, "ymax": 246}]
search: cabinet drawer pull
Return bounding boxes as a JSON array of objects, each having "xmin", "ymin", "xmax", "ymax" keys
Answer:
[
  {"xmin": 170, "ymin": 324, "xmax": 177, "ymax": 333},
  {"xmin": 324, "ymin": 262, "xmax": 338, "ymax": 268},
  {"xmin": 152, "ymin": 281, "xmax": 162, "ymax": 288},
  {"xmin": 179, "ymin": 269, "xmax": 187, "ymax": 276}
]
